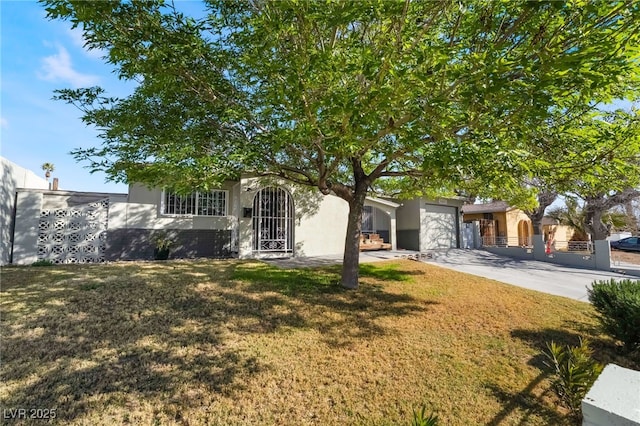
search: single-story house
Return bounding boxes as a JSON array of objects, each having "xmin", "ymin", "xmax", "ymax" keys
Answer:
[
  {"xmin": 462, "ymin": 201, "xmax": 574, "ymax": 249},
  {"xmin": 7, "ymin": 172, "xmax": 466, "ymax": 265}
]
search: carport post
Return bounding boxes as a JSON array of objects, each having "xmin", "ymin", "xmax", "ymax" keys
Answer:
[{"xmin": 390, "ymin": 210, "xmax": 397, "ymax": 251}]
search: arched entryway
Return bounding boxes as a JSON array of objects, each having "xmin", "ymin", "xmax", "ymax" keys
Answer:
[
  {"xmin": 252, "ymin": 187, "xmax": 294, "ymax": 254},
  {"xmin": 517, "ymin": 219, "xmax": 532, "ymax": 247}
]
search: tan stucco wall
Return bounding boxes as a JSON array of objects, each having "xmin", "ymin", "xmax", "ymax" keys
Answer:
[
  {"xmin": 493, "ymin": 212, "xmax": 508, "ymax": 236},
  {"xmin": 464, "ymin": 211, "xmax": 508, "ymax": 236},
  {"xmin": 108, "ymin": 202, "xmax": 236, "ymax": 230},
  {"xmin": 505, "ymin": 209, "xmax": 533, "ymax": 244},
  {"xmin": 543, "ymin": 224, "xmax": 576, "ymax": 250}
]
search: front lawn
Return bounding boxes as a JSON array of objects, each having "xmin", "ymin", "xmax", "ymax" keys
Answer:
[{"xmin": 1, "ymin": 260, "xmax": 635, "ymax": 425}]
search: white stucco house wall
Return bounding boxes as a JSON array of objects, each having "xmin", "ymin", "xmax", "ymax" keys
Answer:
[
  {"xmin": 112, "ymin": 176, "xmax": 400, "ymax": 260},
  {"xmin": 8, "ymin": 173, "xmax": 463, "ymax": 264},
  {"xmin": 0, "ymin": 157, "xmax": 50, "ymax": 265}
]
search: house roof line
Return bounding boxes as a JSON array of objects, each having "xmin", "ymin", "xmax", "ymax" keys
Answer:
[
  {"xmin": 15, "ymin": 188, "xmax": 128, "ymax": 198},
  {"xmin": 461, "ymin": 201, "xmax": 511, "ymax": 214},
  {"xmin": 365, "ymin": 196, "xmax": 401, "ymax": 208}
]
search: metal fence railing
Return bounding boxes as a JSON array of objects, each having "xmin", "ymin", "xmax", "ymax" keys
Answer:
[
  {"xmin": 481, "ymin": 236, "xmax": 594, "ymax": 253},
  {"xmin": 482, "ymin": 236, "xmax": 532, "ymax": 248},
  {"xmin": 564, "ymin": 240, "xmax": 594, "ymax": 253}
]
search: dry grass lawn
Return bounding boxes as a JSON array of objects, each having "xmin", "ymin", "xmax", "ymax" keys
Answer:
[
  {"xmin": 610, "ymin": 250, "xmax": 640, "ymax": 265},
  {"xmin": 1, "ymin": 260, "xmax": 637, "ymax": 425}
]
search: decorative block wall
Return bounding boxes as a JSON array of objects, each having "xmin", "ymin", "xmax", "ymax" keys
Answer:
[{"xmin": 37, "ymin": 199, "xmax": 109, "ymax": 264}]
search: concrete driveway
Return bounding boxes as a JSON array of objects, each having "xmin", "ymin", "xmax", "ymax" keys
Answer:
[{"xmin": 425, "ymin": 249, "xmax": 638, "ymax": 302}]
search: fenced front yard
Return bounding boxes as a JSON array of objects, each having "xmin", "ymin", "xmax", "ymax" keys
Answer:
[{"xmin": 2, "ymin": 259, "xmax": 637, "ymax": 425}]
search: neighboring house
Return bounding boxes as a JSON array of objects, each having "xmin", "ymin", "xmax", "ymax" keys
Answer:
[
  {"xmin": 0, "ymin": 157, "xmax": 50, "ymax": 265},
  {"xmin": 8, "ymin": 174, "xmax": 466, "ymax": 264},
  {"xmin": 462, "ymin": 201, "xmax": 574, "ymax": 249}
]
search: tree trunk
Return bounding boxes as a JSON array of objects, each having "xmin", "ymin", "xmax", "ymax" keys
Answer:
[
  {"xmin": 340, "ymin": 183, "xmax": 368, "ymax": 289},
  {"xmin": 525, "ymin": 190, "xmax": 557, "ymax": 235},
  {"xmin": 529, "ymin": 209, "xmax": 546, "ymax": 236},
  {"xmin": 584, "ymin": 198, "xmax": 610, "ymax": 241},
  {"xmin": 586, "ymin": 210, "xmax": 610, "ymax": 241},
  {"xmin": 624, "ymin": 200, "xmax": 639, "ymax": 234}
]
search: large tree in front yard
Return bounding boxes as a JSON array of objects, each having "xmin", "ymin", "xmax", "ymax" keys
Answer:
[{"xmin": 44, "ymin": 0, "xmax": 640, "ymax": 288}]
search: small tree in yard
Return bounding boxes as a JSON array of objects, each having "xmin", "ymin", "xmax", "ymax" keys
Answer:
[
  {"xmin": 43, "ymin": 0, "xmax": 640, "ymax": 288},
  {"xmin": 544, "ymin": 338, "xmax": 603, "ymax": 416}
]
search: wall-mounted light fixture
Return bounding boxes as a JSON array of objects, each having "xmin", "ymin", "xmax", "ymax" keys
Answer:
[{"xmin": 243, "ymin": 207, "xmax": 253, "ymax": 218}]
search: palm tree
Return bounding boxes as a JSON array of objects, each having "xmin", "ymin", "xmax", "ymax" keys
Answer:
[{"xmin": 41, "ymin": 163, "xmax": 54, "ymax": 181}]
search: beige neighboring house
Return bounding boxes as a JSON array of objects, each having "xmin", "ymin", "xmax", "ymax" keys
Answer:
[{"xmin": 462, "ymin": 201, "xmax": 574, "ymax": 249}]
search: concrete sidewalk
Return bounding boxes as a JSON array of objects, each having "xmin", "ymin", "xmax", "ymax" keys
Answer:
[
  {"xmin": 265, "ymin": 250, "xmax": 423, "ymax": 268},
  {"xmin": 425, "ymin": 249, "xmax": 638, "ymax": 302}
]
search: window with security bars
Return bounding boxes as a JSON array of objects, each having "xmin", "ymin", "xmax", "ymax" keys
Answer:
[{"xmin": 163, "ymin": 190, "xmax": 227, "ymax": 216}]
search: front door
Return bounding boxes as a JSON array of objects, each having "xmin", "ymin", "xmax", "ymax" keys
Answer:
[{"xmin": 252, "ymin": 187, "xmax": 294, "ymax": 254}]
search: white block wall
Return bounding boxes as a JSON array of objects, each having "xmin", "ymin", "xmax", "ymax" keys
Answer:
[
  {"xmin": 0, "ymin": 157, "xmax": 49, "ymax": 265},
  {"xmin": 582, "ymin": 364, "xmax": 640, "ymax": 426}
]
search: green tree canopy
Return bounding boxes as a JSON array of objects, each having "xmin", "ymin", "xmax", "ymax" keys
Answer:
[
  {"xmin": 508, "ymin": 108, "xmax": 640, "ymax": 235},
  {"xmin": 43, "ymin": 0, "xmax": 640, "ymax": 288}
]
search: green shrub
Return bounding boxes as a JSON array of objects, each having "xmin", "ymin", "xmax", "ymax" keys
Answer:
[
  {"xmin": 544, "ymin": 338, "xmax": 603, "ymax": 413},
  {"xmin": 588, "ymin": 278, "xmax": 640, "ymax": 352},
  {"xmin": 31, "ymin": 259, "xmax": 54, "ymax": 267},
  {"xmin": 411, "ymin": 404, "xmax": 439, "ymax": 426}
]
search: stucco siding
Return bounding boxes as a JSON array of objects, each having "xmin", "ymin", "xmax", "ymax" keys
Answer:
[
  {"xmin": 238, "ymin": 176, "xmax": 348, "ymax": 258},
  {"xmin": 108, "ymin": 201, "xmax": 235, "ymax": 231},
  {"xmin": 128, "ymin": 184, "xmax": 160, "ymax": 205},
  {"xmin": 0, "ymin": 157, "xmax": 49, "ymax": 265},
  {"xmin": 11, "ymin": 191, "xmax": 44, "ymax": 265},
  {"xmin": 397, "ymin": 230, "xmax": 420, "ymax": 251},
  {"xmin": 396, "ymin": 198, "xmax": 421, "ymax": 230},
  {"xmin": 294, "ymin": 193, "xmax": 349, "ymax": 257}
]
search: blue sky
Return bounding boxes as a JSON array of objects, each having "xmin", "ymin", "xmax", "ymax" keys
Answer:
[{"xmin": 1, "ymin": 1, "xmax": 136, "ymax": 193}]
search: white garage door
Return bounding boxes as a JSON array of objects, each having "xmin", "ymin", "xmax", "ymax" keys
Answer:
[{"xmin": 420, "ymin": 204, "xmax": 458, "ymax": 250}]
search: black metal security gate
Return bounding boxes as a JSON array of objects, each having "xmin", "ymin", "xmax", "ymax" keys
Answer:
[{"xmin": 252, "ymin": 187, "xmax": 294, "ymax": 254}]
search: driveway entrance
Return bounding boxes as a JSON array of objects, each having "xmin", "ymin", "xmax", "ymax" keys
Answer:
[{"xmin": 425, "ymin": 249, "xmax": 637, "ymax": 302}]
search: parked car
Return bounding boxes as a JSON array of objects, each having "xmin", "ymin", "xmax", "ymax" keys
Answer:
[{"xmin": 610, "ymin": 236, "xmax": 640, "ymax": 252}]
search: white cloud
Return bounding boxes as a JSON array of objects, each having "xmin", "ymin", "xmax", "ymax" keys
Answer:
[
  {"xmin": 68, "ymin": 28, "xmax": 106, "ymax": 60},
  {"xmin": 0, "ymin": 117, "xmax": 8, "ymax": 128},
  {"xmin": 38, "ymin": 43, "xmax": 100, "ymax": 88}
]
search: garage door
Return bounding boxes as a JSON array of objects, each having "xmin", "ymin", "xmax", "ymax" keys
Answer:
[{"xmin": 420, "ymin": 204, "xmax": 458, "ymax": 250}]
